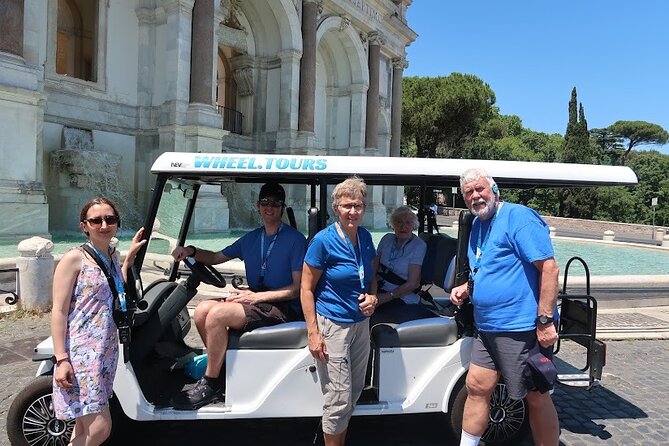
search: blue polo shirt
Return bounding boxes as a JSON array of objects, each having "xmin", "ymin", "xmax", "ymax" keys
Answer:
[{"xmin": 304, "ymin": 224, "xmax": 377, "ymax": 323}]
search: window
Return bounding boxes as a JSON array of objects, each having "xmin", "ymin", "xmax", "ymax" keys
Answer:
[{"xmin": 56, "ymin": 0, "xmax": 98, "ymax": 81}]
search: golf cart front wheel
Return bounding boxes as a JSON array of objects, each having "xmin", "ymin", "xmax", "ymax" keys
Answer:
[
  {"xmin": 7, "ymin": 376, "xmax": 74, "ymax": 446},
  {"xmin": 450, "ymin": 381, "xmax": 530, "ymax": 446}
]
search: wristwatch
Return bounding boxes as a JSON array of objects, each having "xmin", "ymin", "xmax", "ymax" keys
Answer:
[{"xmin": 535, "ymin": 315, "xmax": 554, "ymax": 326}]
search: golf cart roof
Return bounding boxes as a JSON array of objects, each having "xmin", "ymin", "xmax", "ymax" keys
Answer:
[{"xmin": 151, "ymin": 152, "xmax": 638, "ymax": 188}]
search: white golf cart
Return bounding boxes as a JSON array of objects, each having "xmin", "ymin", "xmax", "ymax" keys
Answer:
[{"xmin": 7, "ymin": 153, "xmax": 637, "ymax": 445}]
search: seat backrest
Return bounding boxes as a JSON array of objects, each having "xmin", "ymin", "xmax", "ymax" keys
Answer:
[{"xmin": 418, "ymin": 233, "xmax": 457, "ymax": 287}]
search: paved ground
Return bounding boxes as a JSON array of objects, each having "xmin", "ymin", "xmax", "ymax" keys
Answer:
[{"xmin": 2, "ymin": 311, "xmax": 669, "ymax": 445}]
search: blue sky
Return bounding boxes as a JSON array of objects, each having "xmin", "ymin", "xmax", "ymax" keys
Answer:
[{"xmin": 405, "ymin": 1, "xmax": 669, "ymax": 154}]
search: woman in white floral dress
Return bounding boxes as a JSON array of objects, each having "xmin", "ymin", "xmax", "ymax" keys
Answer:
[{"xmin": 51, "ymin": 197, "xmax": 145, "ymax": 445}]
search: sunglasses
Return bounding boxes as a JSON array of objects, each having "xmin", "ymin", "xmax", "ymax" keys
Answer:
[
  {"xmin": 258, "ymin": 198, "xmax": 284, "ymax": 208},
  {"xmin": 84, "ymin": 215, "xmax": 119, "ymax": 226}
]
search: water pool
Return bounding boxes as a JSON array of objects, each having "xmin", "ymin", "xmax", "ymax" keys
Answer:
[{"xmin": 1, "ymin": 229, "xmax": 667, "ymax": 277}]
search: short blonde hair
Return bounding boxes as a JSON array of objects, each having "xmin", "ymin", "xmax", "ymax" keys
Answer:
[
  {"xmin": 389, "ymin": 206, "xmax": 418, "ymax": 230},
  {"xmin": 331, "ymin": 176, "xmax": 366, "ymax": 211}
]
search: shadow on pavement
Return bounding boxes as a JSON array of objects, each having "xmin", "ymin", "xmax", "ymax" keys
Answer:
[{"xmin": 552, "ymin": 357, "xmax": 647, "ymax": 442}]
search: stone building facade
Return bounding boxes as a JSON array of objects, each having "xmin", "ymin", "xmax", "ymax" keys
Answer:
[{"xmin": 0, "ymin": 0, "xmax": 416, "ymax": 236}]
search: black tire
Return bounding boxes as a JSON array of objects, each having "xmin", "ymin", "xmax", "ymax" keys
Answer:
[
  {"xmin": 6, "ymin": 376, "xmax": 74, "ymax": 446},
  {"xmin": 450, "ymin": 380, "xmax": 530, "ymax": 446}
]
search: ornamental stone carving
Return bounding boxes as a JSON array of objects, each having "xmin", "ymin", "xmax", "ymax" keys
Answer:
[
  {"xmin": 233, "ymin": 67, "xmax": 254, "ymax": 96},
  {"xmin": 392, "ymin": 57, "xmax": 408, "ymax": 70},
  {"xmin": 339, "ymin": 16, "xmax": 351, "ymax": 32},
  {"xmin": 220, "ymin": 0, "xmax": 243, "ymax": 29},
  {"xmin": 368, "ymin": 31, "xmax": 386, "ymax": 47}
]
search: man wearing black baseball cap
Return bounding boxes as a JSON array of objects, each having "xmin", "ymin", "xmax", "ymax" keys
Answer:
[{"xmin": 171, "ymin": 182, "xmax": 307, "ymax": 409}]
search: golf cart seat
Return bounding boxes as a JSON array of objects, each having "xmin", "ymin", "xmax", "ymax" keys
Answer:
[
  {"xmin": 228, "ymin": 321, "xmax": 308, "ymax": 349},
  {"xmin": 371, "ymin": 317, "xmax": 458, "ymax": 348}
]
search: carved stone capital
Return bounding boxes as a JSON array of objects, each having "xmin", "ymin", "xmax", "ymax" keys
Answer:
[
  {"xmin": 392, "ymin": 57, "xmax": 408, "ymax": 70},
  {"xmin": 161, "ymin": 0, "xmax": 196, "ymax": 16},
  {"xmin": 368, "ymin": 31, "xmax": 386, "ymax": 47},
  {"xmin": 135, "ymin": 7, "xmax": 157, "ymax": 25}
]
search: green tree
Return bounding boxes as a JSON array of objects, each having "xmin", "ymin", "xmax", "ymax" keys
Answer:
[
  {"xmin": 402, "ymin": 74, "xmax": 496, "ymax": 158},
  {"xmin": 608, "ymin": 120, "xmax": 669, "ymax": 165},
  {"xmin": 559, "ymin": 88, "xmax": 595, "ymax": 218},
  {"xmin": 627, "ymin": 151, "xmax": 669, "ymax": 226}
]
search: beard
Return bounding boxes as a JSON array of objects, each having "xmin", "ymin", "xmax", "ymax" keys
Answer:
[{"xmin": 469, "ymin": 195, "xmax": 497, "ymax": 219}]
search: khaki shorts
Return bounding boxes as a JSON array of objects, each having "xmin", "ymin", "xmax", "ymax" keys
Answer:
[{"xmin": 316, "ymin": 314, "xmax": 370, "ymax": 435}]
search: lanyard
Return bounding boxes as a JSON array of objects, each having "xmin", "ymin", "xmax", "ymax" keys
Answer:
[
  {"xmin": 87, "ymin": 242, "xmax": 126, "ymax": 311},
  {"xmin": 471, "ymin": 204, "xmax": 501, "ymax": 278},
  {"xmin": 260, "ymin": 223, "xmax": 282, "ymax": 279},
  {"xmin": 337, "ymin": 222, "xmax": 365, "ymax": 291},
  {"xmin": 388, "ymin": 235, "xmax": 413, "ymax": 269}
]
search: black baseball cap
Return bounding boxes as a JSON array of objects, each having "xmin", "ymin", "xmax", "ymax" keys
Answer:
[{"xmin": 259, "ymin": 182, "xmax": 285, "ymax": 202}]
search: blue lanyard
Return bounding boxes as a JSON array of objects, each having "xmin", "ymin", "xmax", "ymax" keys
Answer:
[
  {"xmin": 260, "ymin": 223, "xmax": 282, "ymax": 279},
  {"xmin": 388, "ymin": 234, "xmax": 413, "ymax": 268},
  {"xmin": 87, "ymin": 242, "xmax": 126, "ymax": 311},
  {"xmin": 472, "ymin": 206, "xmax": 500, "ymax": 278},
  {"xmin": 338, "ymin": 223, "xmax": 365, "ymax": 291}
]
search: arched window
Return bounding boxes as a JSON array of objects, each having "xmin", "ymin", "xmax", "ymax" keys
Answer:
[
  {"xmin": 56, "ymin": 0, "xmax": 98, "ymax": 81},
  {"xmin": 216, "ymin": 45, "xmax": 243, "ymax": 134}
]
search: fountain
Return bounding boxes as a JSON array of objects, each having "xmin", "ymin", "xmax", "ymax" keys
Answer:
[{"xmin": 48, "ymin": 127, "xmax": 140, "ymax": 232}]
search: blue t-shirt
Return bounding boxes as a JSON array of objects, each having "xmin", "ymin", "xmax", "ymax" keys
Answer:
[
  {"xmin": 304, "ymin": 223, "xmax": 377, "ymax": 323},
  {"xmin": 222, "ymin": 224, "xmax": 307, "ymax": 314},
  {"xmin": 468, "ymin": 203, "xmax": 555, "ymax": 332}
]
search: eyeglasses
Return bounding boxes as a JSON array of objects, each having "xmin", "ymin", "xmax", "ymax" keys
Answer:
[
  {"xmin": 84, "ymin": 215, "xmax": 119, "ymax": 226},
  {"xmin": 258, "ymin": 198, "xmax": 284, "ymax": 208},
  {"xmin": 338, "ymin": 203, "xmax": 365, "ymax": 212}
]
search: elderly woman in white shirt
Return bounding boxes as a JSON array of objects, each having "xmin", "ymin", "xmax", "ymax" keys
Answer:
[{"xmin": 371, "ymin": 205, "xmax": 434, "ymax": 325}]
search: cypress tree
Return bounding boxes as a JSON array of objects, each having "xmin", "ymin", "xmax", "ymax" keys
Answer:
[{"xmin": 559, "ymin": 88, "xmax": 595, "ymax": 218}]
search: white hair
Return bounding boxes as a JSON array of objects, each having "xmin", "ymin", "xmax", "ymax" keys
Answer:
[{"xmin": 459, "ymin": 168, "xmax": 499, "ymax": 196}]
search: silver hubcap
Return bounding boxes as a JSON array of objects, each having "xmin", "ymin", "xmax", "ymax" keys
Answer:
[
  {"xmin": 483, "ymin": 383, "xmax": 526, "ymax": 443},
  {"xmin": 22, "ymin": 394, "xmax": 74, "ymax": 446}
]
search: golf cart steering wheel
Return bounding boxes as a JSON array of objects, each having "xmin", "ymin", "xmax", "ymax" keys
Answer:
[{"xmin": 183, "ymin": 257, "xmax": 227, "ymax": 288}]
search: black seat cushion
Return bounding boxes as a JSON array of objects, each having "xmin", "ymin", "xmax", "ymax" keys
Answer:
[{"xmin": 371, "ymin": 317, "xmax": 458, "ymax": 348}]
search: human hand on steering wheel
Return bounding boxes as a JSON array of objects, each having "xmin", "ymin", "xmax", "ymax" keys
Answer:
[{"xmin": 182, "ymin": 257, "xmax": 227, "ymax": 288}]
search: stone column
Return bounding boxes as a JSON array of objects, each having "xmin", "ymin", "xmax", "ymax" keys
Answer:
[
  {"xmin": 162, "ymin": 0, "xmax": 195, "ymax": 107},
  {"xmin": 189, "ymin": 0, "xmax": 215, "ymax": 105},
  {"xmin": 390, "ymin": 57, "xmax": 407, "ymax": 158},
  {"xmin": 0, "ymin": 0, "xmax": 24, "ymax": 57},
  {"xmin": 16, "ymin": 237, "xmax": 54, "ymax": 312},
  {"xmin": 298, "ymin": 0, "xmax": 318, "ymax": 133},
  {"xmin": 277, "ymin": 49, "xmax": 301, "ymax": 138},
  {"xmin": 349, "ymin": 83, "xmax": 368, "ymax": 154},
  {"xmin": 365, "ymin": 32, "xmax": 384, "ymax": 151}
]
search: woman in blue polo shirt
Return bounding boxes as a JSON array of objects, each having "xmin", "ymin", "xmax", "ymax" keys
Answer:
[{"xmin": 300, "ymin": 176, "xmax": 378, "ymax": 446}]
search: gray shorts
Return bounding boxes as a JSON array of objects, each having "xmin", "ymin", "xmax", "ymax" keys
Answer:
[
  {"xmin": 316, "ymin": 314, "xmax": 370, "ymax": 435},
  {"xmin": 471, "ymin": 330, "xmax": 552, "ymax": 400}
]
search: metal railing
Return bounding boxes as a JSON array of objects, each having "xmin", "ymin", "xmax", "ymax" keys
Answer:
[
  {"xmin": 0, "ymin": 267, "xmax": 19, "ymax": 306},
  {"xmin": 217, "ymin": 105, "xmax": 243, "ymax": 134}
]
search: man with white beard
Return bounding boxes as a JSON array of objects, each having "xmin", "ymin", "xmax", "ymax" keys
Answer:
[{"xmin": 451, "ymin": 168, "xmax": 560, "ymax": 446}]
